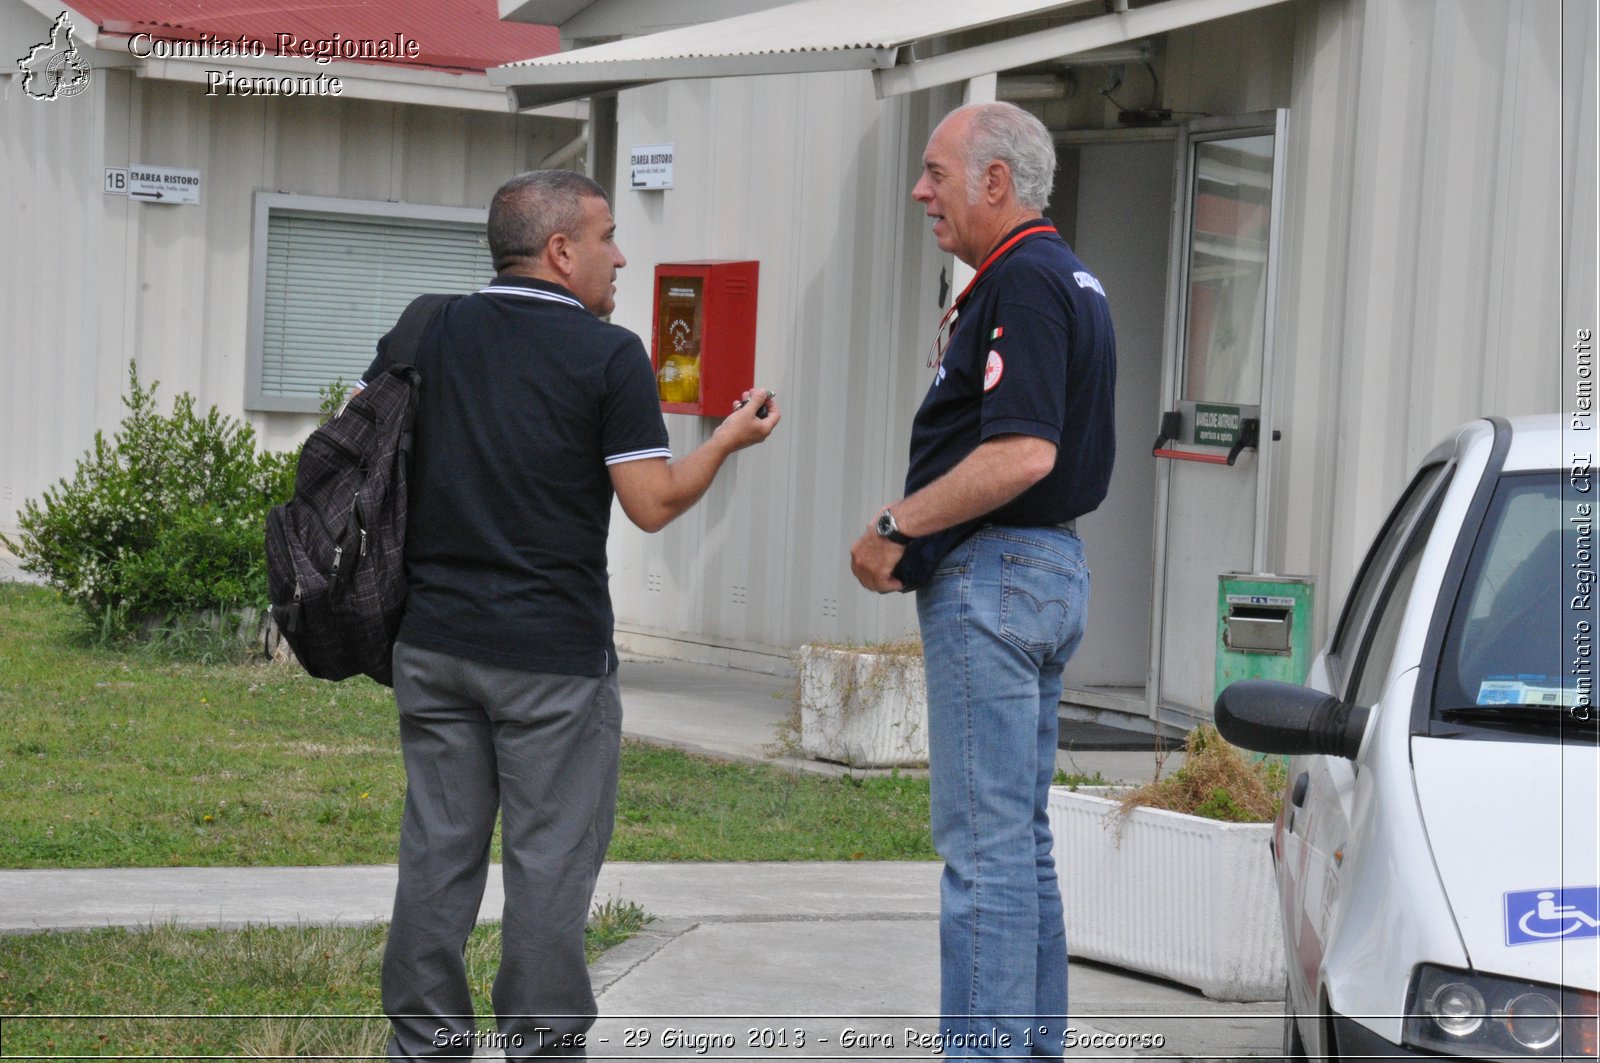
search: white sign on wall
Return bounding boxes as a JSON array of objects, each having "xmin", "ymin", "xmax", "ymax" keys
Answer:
[
  {"xmin": 629, "ymin": 143, "xmax": 674, "ymax": 190},
  {"xmin": 120, "ymin": 164, "xmax": 202, "ymax": 205}
]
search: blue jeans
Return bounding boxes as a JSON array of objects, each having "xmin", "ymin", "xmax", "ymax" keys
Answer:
[{"xmin": 916, "ymin": 525, "xmax": 1088, "ymax": 1062}]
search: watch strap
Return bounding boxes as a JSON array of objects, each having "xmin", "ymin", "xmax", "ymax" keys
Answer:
[{"xmin": 877, "ymin": 508, "xmax": 912, "ymax": 545}]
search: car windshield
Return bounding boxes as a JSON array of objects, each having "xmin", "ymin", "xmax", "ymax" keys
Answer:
[{"xmin": 1433, "ymin": 471, "xmax": 1597, "ymax": 736}]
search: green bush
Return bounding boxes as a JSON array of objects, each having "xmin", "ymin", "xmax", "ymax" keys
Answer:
[{"xmin": 1, "ymin": 362, "xmax": 298, "ymax": 639}]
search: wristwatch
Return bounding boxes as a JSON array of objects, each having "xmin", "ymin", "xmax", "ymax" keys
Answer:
[{"xmin": 875, "ymin": 507, "xmax": 912, "ymax": 545}]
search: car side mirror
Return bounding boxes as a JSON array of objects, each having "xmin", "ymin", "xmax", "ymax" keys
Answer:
[{"xmin": 1214, "ymin": 679, "xmax": 1370, "ymax": 760}]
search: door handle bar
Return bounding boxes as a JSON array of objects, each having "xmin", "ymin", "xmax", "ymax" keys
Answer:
[
  {"xmin": 1152, "ymin": 414, "xmax": 1261, "ymax": 466},
  {"xmin": 1153, "ymin": 448, "xmax": 1233, "ymax": 465}
]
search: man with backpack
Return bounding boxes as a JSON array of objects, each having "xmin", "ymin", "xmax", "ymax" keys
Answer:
[{"xmin": 369, "ymin": 170, "xmax": 780, "ymax": 1059}]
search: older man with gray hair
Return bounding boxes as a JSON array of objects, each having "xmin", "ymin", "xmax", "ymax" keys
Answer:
[{"xmin": 851, "ymin": 101, "xmax": 1116, "ymax": 1059}]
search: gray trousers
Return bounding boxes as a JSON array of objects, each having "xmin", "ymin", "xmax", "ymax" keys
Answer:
[{"xmin": 382, "ymin": 641, "xmax": 622, "ymax": 1061}]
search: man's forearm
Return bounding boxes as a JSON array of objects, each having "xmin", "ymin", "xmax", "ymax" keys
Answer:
[
  {"xmin": 654, "ymin": 437, "xmax": 736, "ymax": 523},
  {"xmin": 609, "ymin": 389, "xmax": 781, "ymax": 532},
  {"xmin": 891, "ymin": 434, "xmax": 1057, "ymax": 537}
]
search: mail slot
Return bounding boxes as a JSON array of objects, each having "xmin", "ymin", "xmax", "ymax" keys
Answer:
[
  {"xmin": 1225, "ymin": 602, "xmax": 1293, "ymax": 654},
  {"xmin": 1214, "ymin": 573, "xmax": 1315, "ymax": 705}
]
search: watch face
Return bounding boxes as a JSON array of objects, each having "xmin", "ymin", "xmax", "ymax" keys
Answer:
[{"xmin": 877, "ymin": 512, "xmax": 893, "ymax": 535}]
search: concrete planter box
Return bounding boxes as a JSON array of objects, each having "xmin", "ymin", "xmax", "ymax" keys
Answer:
[
  {"xmin": 1047, "ymin": 786, "xmax": 1284, "ymax": 1002},
  {"xmin": 797, "ymin": 644, "xmax": 927, "ymax": 768}
]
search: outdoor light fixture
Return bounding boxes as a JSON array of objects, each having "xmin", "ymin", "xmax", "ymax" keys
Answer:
[
  {"xmin": 1057, "ymin": 42, "xmax": 1154, "ymax": 67},
  {"xmin": 998, "ymin": 73, "xmax": 1071, "ymax": 100},
  {"xmin": 997, "ymin": 42, "xmax": 1154, "ymax": 101}
]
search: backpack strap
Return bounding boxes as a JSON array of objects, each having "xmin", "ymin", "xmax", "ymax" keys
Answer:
[
  {"xmin": 377, "ymin": 294, "xmax": 456, "ymax": 476},
  {"xmin": 383, "ymin": 293, "xmax": 458, "ymax": 373}
]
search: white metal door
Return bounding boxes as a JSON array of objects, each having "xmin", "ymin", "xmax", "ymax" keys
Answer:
[
  {"xmin": 1150, "ymin": 111, "xmax": 1289, "ymax": 725},
  {"xmin": 1054, "ymin": 134, "xmax": 1174, "ymax": 715}
]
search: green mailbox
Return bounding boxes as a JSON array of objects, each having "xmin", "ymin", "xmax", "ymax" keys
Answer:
[{"xmin": 1215, "ymin": 573, "xmax": 1316, "ymax": 702}]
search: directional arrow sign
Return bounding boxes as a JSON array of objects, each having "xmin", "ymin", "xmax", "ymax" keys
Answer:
[{"xmin": 127, "ymin": 165, "xmax": 200, "ymax": 205}]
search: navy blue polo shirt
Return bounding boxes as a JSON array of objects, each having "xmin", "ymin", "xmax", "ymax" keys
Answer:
[
  {"xmin": 895, "ymin": 221, "xmax": 1116, "ymax": 587},
  {"xmin": 364, "ymin": 275, "xmax": 670, "ymax": 675}
]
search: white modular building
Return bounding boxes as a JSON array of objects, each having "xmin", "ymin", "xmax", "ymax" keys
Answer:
[
  {"xmin": 1, "ymin": 0, "xmax": 582, "ymax": 514},
  {"xmin": 492, "ymin": 0, "xmax": 1596, "ymax": 732},
  {"xmin": 3, "ymin": 0, "xmax": 1594, "ymax": 734}
]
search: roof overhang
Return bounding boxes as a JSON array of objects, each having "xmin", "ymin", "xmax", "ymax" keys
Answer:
[
  {"xmin": 875, "ymin": 0, "xmax": 1295, "ymax": 97},
  {"xmin": 489, "ymin": 0, "xmax": 1293, "ymax": 111},
  {"xmin": 499, "ymin": 0, "xmax": 803, "ymax": 46},
  {"xmin": 499, "ymin": 0, "xmax": 595, "ymax": 25},
  {"xmin": 489, "ymin": 0, "xmax": 1098, "ymax": 109}
]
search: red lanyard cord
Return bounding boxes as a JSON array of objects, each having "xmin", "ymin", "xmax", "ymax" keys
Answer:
[{"xmin": 928, "ymin": 224, "xmax": 1057, "ymax": 369}]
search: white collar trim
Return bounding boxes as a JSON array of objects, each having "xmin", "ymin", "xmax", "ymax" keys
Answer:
[{"xmin": 478, "ymin": 284, "xmax": 585, "ymax": 310}]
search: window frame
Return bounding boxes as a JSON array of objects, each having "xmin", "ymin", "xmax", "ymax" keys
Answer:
[
  {"xmin": 1430, "ymin": 470, "xmax": 1574, "ymax": 727},
  {"xmin": 1326, "ymin": 461, "xmax": 1453, "ymax": 704},
  {"xmin": 246, "ymin": 192, "xmax": 488, "ymax": 414}
]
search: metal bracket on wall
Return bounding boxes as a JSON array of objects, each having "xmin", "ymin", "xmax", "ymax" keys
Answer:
[
  {"xmin": 1151, "ymin": 409, "xmax": 1183, "ymax": 455},
  {"xmin": 1226, "ymin": 418, "xmax": 1261, "ymax": 466}
]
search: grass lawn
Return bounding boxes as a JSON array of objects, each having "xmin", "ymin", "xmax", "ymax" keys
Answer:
[
  {"xmin": 0, "ymin": 582, "xmax": 932, "ymax": 1055},
  {"xmin": 0, "ymin": 584, "xmax": 936, "ymax": 868},
  {"xmin": 0, "ymin": 900, "xmax": 650, "ymax": 1057}
]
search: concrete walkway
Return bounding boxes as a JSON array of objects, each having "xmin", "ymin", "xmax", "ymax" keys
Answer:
[
  {"xmin": 0, "ymin": 559, "xmax": 1275, "ymax": 1059},
  {"xmin": 0, "ymin": 860, "xmax": 1279, "ymax": 1060}
]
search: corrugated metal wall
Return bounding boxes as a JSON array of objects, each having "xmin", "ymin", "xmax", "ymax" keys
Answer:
[
  {"xmin": 7, "ymin": 0, "xmax": 1587, "ymax": 690},
  {"xmin": 1271, "ymin": 0, "xmax": 1583, "ymax": 643},
  {"xmin": 603, "ymin": 0, "xmax": 1589, "ymax": 675},
  {"xmin": 1, "ymin": 47, "xmax": 123, "ymax": 534},
  {"xmin": 1, "ymin": 68, "xmax": 577, "ymax": 526},
  {"xmin": 606, "ymin": 72, "xmax": 961, "ymax": 667}
]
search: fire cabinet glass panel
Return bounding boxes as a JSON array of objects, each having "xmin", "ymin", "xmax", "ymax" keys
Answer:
[
  {"xmin": 656, "ymin": 276, "xmax": 704, "ymax": 404},
  {"xmin": 1179, "ymin": 133, "xmax": 1275, "ymax": 405}
]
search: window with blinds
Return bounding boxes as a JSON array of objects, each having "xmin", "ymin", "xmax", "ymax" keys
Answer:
[{"xmin": 248, "ymin": 200, "xmax": 490, "ymax": 412}]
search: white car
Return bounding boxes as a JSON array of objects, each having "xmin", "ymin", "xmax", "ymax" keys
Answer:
[{"xmin": 1216, "ymin": 414, "xmax": 1598, "ymax": 1060}]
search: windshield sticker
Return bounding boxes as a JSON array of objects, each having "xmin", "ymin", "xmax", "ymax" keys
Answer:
[
  {"xmin": 1477, "ymin": 680, "xmax": 1523, "ymax": 705},
  {"xmin": 1505, "ymin": 886, "xmax": 1600, "ymax": 946},
  {"xmin": 1476, "ymin": 678, "xmax": 1575, "ymax": 707}
]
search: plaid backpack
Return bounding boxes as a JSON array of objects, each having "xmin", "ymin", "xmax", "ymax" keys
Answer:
[{"xmin": 264, "ymin": 294, "xmax": 453, "ymax": 685}]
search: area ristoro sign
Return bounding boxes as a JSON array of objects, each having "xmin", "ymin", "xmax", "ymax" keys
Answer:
[
  {"xmin": 629, "ymin": 144, "xmax": 674, "ymax": 190},
  {"xmin": 103, "ymin": 165, "xmax": 201, "ymax": 205}
]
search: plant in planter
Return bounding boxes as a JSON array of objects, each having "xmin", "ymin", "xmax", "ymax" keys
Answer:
[
  {"xmin": 790, "ymin": 639, "xmax": 927, "ymax": 769},
  {"xmin": 1114, "ymin": 723, "xmax": 1285, "ymax": 822},
  {"xmin": 1048, "ymin": 726, "xmax": 1287, "ymax": 1003}
]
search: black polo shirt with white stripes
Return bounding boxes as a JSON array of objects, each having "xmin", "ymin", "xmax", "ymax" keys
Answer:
[{"xmin": 364, "ymin": 275, "xmax": 670, "ymax": 675}]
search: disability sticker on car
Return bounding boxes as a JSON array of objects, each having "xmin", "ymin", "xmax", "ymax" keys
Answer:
[{"xmin": 1505, "ymin": 886, "xmax": 1600, "ymax": 946}]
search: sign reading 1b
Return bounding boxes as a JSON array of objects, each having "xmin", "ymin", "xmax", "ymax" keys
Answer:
[{"xmin": 104, "ymin": 165, "xmax": 201, "ymax": 205}]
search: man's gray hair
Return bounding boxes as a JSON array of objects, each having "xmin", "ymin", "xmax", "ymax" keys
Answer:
[
  {"xmin": 488, "ymin": 170, "xmax": 609, "ymax": 272},
  {"xmin": 958, "ymin": 102, "xmax": 1057, "ymax": 212}
]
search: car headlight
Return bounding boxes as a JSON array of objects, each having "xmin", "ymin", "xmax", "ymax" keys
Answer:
[{"xmin": 1404, "ymin": 964, "xmax": 1598, "ymax": 1058}]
